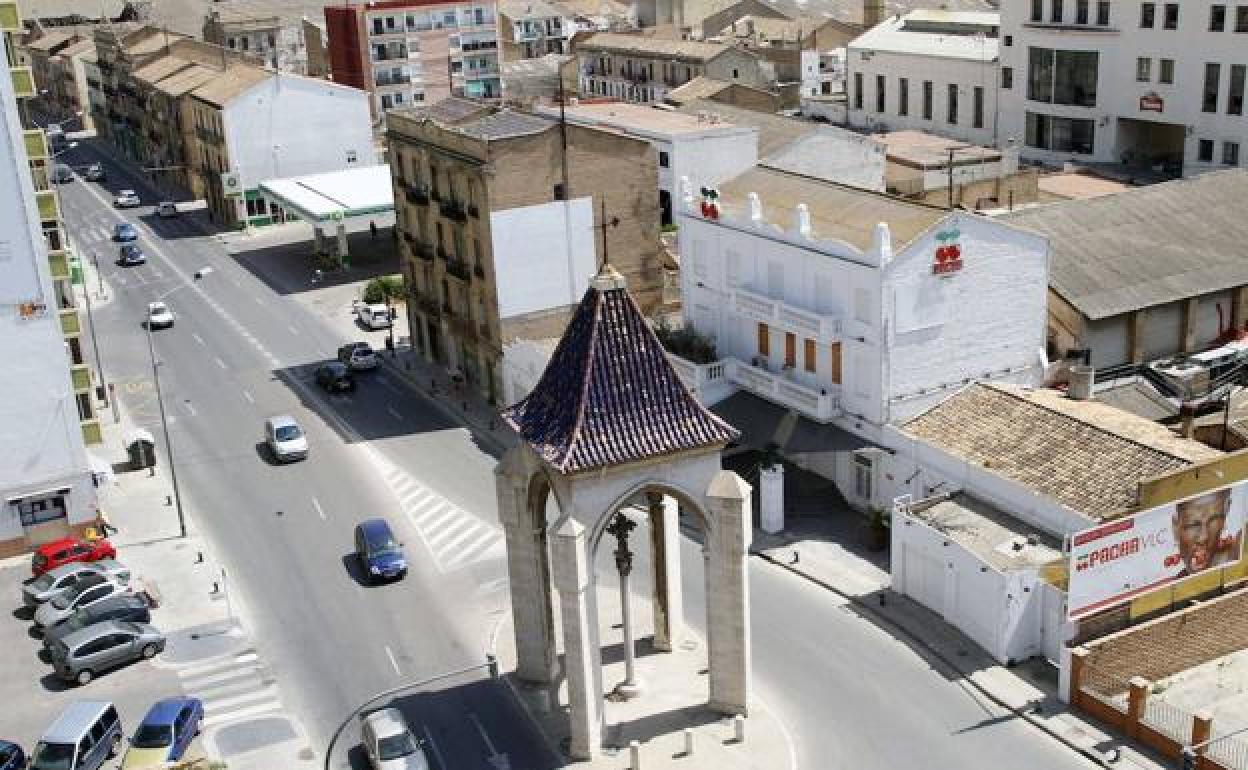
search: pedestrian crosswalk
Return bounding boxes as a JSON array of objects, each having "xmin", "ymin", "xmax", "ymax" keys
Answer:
[
  {"xmin": 381, "ymin": 463, "xmax": 504, "ymax": 574},
  {"xmin": 174, "ymin": 649, "xmax": 285, "ymax": 727}
]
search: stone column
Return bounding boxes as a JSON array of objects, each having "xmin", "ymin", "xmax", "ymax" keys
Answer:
[
  {"xmin": 335, "ymin": 223, "xmax": 349, "ymax": 260},
  {"xmin": 496, "ymin": 460, "xmax": 555, "ymax": 684},
  {"xmin": 760, "ymin": 464, "xmax": 784, "ymax": 535},
  {"xmin": 705, "ymin": 470, "xmax": 752, "ymax": 716},
  {"xmin": 647, "ymin": 492, "xmax": 683, "ymax": 652},
  {"xmin": 552, "ymin": 518, "xmax": 601, "ymax": 759}
]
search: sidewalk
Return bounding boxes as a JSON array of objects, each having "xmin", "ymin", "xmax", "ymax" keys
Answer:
[{"xmin": 752, "ymin": 520, "xmax": 1169, "ymax": 770}]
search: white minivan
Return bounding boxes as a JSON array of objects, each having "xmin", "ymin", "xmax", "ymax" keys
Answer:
[{"xmin": 357, "ymin": 303, "xmax": 392, "ymax": 330}]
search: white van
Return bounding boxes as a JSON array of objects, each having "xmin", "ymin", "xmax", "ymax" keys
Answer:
[{"xmin": 356, "ymin": 303, "xmax": 392, "ymax": 330}]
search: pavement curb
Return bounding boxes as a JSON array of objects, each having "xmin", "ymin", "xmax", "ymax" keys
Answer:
[
  {"xmin": 379, "ymin": 354, "xmax": 512, "ymax": 456},
  {"xmin": 752, "ymin": 550, "xmax": 1112, "ymax": 770}
]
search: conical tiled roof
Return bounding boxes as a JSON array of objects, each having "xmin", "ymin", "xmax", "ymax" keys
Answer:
[{"xmin": 502, "ymin": 266, "xmax": 739, "ymax": 474}]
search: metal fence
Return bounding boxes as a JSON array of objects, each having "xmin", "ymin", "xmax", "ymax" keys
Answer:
[
  {"xmin": 1207, "ymin": 733, "xmax": 1248, "ymax": 770},
  {"xmin": 1141, "ymin": 698, "xmax": 1192, "ymax": 744}
]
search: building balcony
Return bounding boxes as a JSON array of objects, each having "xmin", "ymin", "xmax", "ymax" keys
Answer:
[
  {"xmin": 81, "ymin": 419, "xmax": 102, "ymax": 446},
  {"xmin": 36, "ymin": 190, "xmax": 59, "ymax": 222},
  {"xmin": 11, "ymin": 66, "xmax": 35, "ymax": 99},
  {"xmin": 461, "ymin": 40, "xmax": 498, "ymax": 51},
  {"xmin": 47, "ymin": 250, "xmax": 69, "ymax": 280},
  {"xmin": 70, "ymin": 364, "xmax": 91, "ymax": 392},
  {"xmin": 24, "ymin": 129, "xmax": 48, "ymax": 160},
  {"xmin": 59, "ymin": 308, "xmax": 80, "ymax": 336},
  {"xmin": 446, "ymin": 258, "xmax": 471, "ymax": 281},
  {"xmin": 415, "ymin": 242, "xmax": 434, "ymax": 261},
  {"xmin": 731, "ymin": 286, "xmax": 842, "ymax": 343},
  {"xmin": 515, "ymin": 28, "xmax": 540, "ymax": 41},
  {"xmin": 467, "ymin": 203, "xmax": 480, "ymax": 218},
  {"xmin": 440, "ymin": 199, "xmax": 467, "ymax": 221},
  {"xmin": 473, "ymin": 261, "xmax": 485, "ymax": 278},
  {"xmin": 0, "ymin": 1, "xmax": 20, "ymax": 32},
  {"xmin": 375, "ymin": 74, "xmax": 413, "ymax": 87},
  {"xmin": 405, "ymin": 184, "xmax": 430, "ymax": 205},
  {"xmin": 669, "ymin": 354, "xmax": 841, "ymax": 422}
]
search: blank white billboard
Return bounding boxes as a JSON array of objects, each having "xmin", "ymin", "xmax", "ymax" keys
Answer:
[{"xmin": 491, "ymin": 197, "xmax": 596, "ymax": 320}]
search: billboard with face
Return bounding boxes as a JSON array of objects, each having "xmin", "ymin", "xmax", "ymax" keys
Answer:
[{"xmin": 1067, "ymin": 483, "xmax": 1247, "ymax": 619}]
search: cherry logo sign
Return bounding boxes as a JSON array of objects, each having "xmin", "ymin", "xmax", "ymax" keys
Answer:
[{"xmin": 933, "ymin": 227, "xmax": 963, "ymax": 276}]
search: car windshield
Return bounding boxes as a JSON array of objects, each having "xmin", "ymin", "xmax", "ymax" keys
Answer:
[
  {"xmin": 150, "ymin": 304, "xmax": 167, "ymax": 314},
  {"xmin": 377, "ymin": 731, "xmax": 419, "ymax": 761},
  {"xmin": 31, "ymin": 741, "xmax": 75, "ymax": 770},
  {"xmin": 371, "ymin": 537, "xmax": 402, "ymax": 557},
  {"xmin": 275, "ymin": 425, "xmax": 302, "ymax": 441},
  {"xmin": 31, "ymin": 573, "xmax": 55, "ymax": 590},
  {"xmin": 131, "ymin": 724, "xmax": 173, "ymax": 748},
  {"xmin": 50, "ymin": 593, "xmax": 72, "ymax": 609}
]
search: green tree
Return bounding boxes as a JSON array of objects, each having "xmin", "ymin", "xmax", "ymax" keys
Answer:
[{"xmin": 362, "ymin": 275, "xmax": 404, "ymax": 304}]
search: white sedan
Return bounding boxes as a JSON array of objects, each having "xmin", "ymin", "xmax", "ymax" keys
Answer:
[
  {"xmin": 114, "ymin": 189, "xmax": 141, "ymax": 208},
  {"xmin": 147, "ymin": 301, "xmax": 175, "ymax": 329}
]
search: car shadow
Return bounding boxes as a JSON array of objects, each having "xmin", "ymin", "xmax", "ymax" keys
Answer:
[
  {"xmin": 13, "ymin": 606, "xmax": 34, "ymax": 621},
  {"xmin": 340, "ymin": 553, "xmax": 374, "ymax": 588},
  {"xmin": 37, "ymin": 648, "xmax": 52, "ymax": 664},
  {"xmin": 254, "ymin": 442, "xmax": 278, "ymax": 467},
  {"xmin": 38, "ymin": 671, "xmax": 72, "ymax": 692}
]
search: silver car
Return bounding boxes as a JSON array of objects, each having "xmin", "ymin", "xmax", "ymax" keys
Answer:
[
  {"xmin": 35, "ymin": 578, "xmax": 129, "ymax": 628},
  {"xmin": 23, "ymin": 561, "xmax": 131, "ymax": 607},
  {"xmin": 48, "ymin": 620, "xmax": 165, "ymax": 685},
  {"xmin": 264, "ymin": 415, "xmax": 308, "ymax": 463},
  {"xmin": 361, "ymin": 708, "xmax": 429, "ymax": 770}
]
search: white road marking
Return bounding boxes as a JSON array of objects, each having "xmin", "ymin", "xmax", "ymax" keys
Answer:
[
  {"xmin": 287, "ymin": 325, "xmax": 299, "ymax": 336},
  {"xmin": 192, "ymin": 332, "xmax": 205, "ymax": 346},
  {"xmin": 312, "ymin": 497, "xmax": 326, "ymax": 521},
  {"xmin": 184, "ymin": 401, "xmax": 197, "ymax": 417},
  {"xmin": 385, "ymin": 645, "xmax": 401, "ymax": 675},
  {"xmin": 377, "ymin": 376, "xmax": 401, "ymax": 394},
  {"xmin": 422, "ymin": 726, "xmax": 448, "ymax": 770},
  {"xmin": 214, "ymin": 357, "xmax": 227, "ymax": 370},
  {"xmin": 387, "ymin": 406, "xmax": 403, "ymax": 421},
  {"xmin": 242, "ymin": 389, "xmax": 254, "ymax": 404},
  {"xmin": 253, "ymin": 296, "xmax": 264, "ymax": 305}
]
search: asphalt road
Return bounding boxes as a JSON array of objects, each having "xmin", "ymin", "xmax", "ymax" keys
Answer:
[
  {"xmin": 55, "ymin": 141, "xmax": 555, "ymax": 770},
  {"xmin": 56, "ymin": 138, "xmax": 1097, "ymax": 770}
]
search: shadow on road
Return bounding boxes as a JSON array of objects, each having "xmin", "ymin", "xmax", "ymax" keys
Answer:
[{"xmin": 230, "ymin": 226, "xmax": 400, "ymax": 298}]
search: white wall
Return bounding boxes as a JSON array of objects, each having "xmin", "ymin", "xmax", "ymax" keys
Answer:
[
  {"xmin": 848, "ymin": 48, "xmax": 1000, "ymax": 147},
  {"xmin": 225, "ymin": 75, "xmax": 373, "ymax": 191},
  {"xmin": 492, "ymin": 196, "xmax": 596, "ymax": 319},
  {"xmin": 884, "ymin": 213, "xmax": 1049, "ymax": 423},
  {"xmin": 501, "ymin": 339, "xmax": 555, "ymax": 405},
  {"xmin": 997, "ymin": 0, "xmax": 1248, "ymax": 174},
  {"xmin": 669, "ymin": 129, "xmax": 759, "ymax": 201},
  {"xmin": 764, "ymin": 129, "xmax": 887, "ymax": 191},
  {"xmin": 0, "ymin": 34, "xmax": 95, "ymax": 543}
]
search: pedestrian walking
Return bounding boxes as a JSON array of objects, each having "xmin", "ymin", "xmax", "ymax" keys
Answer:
[{"xmin": 369, "ymin": 220, "xmax": 378, "ymax": 240}]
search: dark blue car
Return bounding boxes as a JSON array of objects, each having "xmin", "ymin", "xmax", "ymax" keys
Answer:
[
  {"xmin": 122, "ymin": 697, "xmax": 203, "ymax": 768},
  {"xmin": 354, "ymin": 518, "xmax": 407, "ymax": 584},
  {"xmin": 119, "ymin": 243, "xmax": 145, "ymax": 266},
  {"xmin": 0, "ymin": 740, "xmax": 25, "ymax": 770},
  {"xmin": 113, "ymin": 223, "xmax": 137, "ymax": 242}
]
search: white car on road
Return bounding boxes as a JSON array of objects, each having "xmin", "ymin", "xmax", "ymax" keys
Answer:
[
  {"xmin": 361, "ymin": 708, "xmax": 429, "ymax": 770},
  {"xmin": 356, "ymin": 303, "xmax": 393, "ymax": 330},
  {"xmin": 114, "ymin": 189, "xmax": 141, "ymax": 208},
  {"xmin": 147, "ymin": 302, "xmax": 175, "ymax": 329}
]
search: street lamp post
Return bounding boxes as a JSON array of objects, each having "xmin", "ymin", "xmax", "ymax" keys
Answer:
[
  {"xmin": 80, "ymin": 258, "xmax": 108, "ymax": 412},
  {"xmin": 146, "ymin": 267, "xmax": 213, "ymax": 539}
]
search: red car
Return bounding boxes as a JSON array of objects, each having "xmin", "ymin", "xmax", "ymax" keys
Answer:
[{"xmin": 31, "ymin": 537, "xmax": 116, "ymax": 577}]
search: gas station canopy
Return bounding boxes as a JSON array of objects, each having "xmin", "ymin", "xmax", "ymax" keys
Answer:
[{"xmin": 259, "ymin": 165, "xmax": 394, "ymax": 225}]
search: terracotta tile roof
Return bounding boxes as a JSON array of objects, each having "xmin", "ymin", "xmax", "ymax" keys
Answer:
[
  {"xmin": 503, "ymin": 267, "xmax": 739, "ymax": 473},
  {"xmin": 901, "ymin": 383, "xmax": 1218, "ymax": 519},
  {"xmin": 578, "ymin": 32, "xmax": 733, "ymax": 62}
]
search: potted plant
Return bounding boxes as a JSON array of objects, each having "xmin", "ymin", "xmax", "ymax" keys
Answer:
[{"xmin": 864, "ymin": 505, "xmax": 890, "ymax": 551}]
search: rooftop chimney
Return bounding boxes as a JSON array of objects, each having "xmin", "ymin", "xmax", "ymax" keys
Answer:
[{"xmin": 864, "ymin": 0, "xmax": 885, "ymax": 27}]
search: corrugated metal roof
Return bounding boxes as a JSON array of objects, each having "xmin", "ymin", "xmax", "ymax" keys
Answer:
[
  {"xmin": 1001, "ymin": 170, "xmax": 1248, "ymax": 320},
  {"xmin": 456, "ymin": 109, "xmax": 553, "ymax": 140},
  {"xmin": 503, "ymin": 269, "xmax": 739, "ymax": 473},
  {"xmin": 848, "ymin": 9, "xmax": 999, "ymax": 61}
]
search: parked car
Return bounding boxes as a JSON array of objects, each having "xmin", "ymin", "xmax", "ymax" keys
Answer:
[
  {"xmin": 121, "ymin": 697, "xmax": 203, "ymax": 768},
  {"xmin": 361, "ymin": 708, "xmax": 428, "ymax": 770},
  {"xmin": 147, "ymin": 301, "xmax": 175, "ymax": 329},
  {"xmin": 338, "ymin": 342, "xmax": 379, "ymax": 371},
  {"xmin": 32, "ymin": 537, "xmax": 117, "ymax": 577},
  {"xmin": 0, "ymin": 740, "xmax": 25, "ymax": 770},
  {"xmin": 119, "ymin": 243, "xmax": 145, "ymax": 266},
  {"xmin": 113, "ymin": 222, "xmax": 137, "ymax": 242},
  {"xmin": 35, "ymin": 577, "xmax": 130, "ymax": 628},
  {"xmin": 264, "ymin": 415, "xmax": 308, "ymax": 463},
  {"xmin": 48, "ymin": 620, "xmax": 165, "ymax": 685},
  {"xmin": 354, "ymin": 518, "xmax": 407, "ymax": 584},
  {"xmin": 315, "ymin": 361, "xmax": 356, "ymax": 393},
  {"xmin": 156, "ymin": 201, "xmax": 178, "ymax": 218},
  {"xmin": 52, "ymin": 164, "xmax": 74, "ymax": 183},
  {"xmin": 24, "ymin": 560, "xmax": 131, "ymax": 607},
  {"xmin": 28, "ymin": 701, "xmax": 123, "ymax": 770},
  {"xmin": 357, "ymin": 302, "xmax": 393, "ymax": 330},
  {"xmin": 84, "ymin": 163, "xmax": 106, "ymax": 182},
  {"xmin": 44, "ymin": 594, "xmax": 151, "ymax": 650},
  {"xmin": 114, "ymin": 190, "xmax": 140, "ymax": 208}
]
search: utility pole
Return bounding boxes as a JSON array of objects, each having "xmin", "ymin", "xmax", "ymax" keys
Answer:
[{"xmin": 595, "ymin": 198, "xmax": 619, "ymax": 270}]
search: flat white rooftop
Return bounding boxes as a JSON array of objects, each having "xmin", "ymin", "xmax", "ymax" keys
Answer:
[{"xmin": 259, "ymin": 164, "xmax": 393, "ymax": 224}]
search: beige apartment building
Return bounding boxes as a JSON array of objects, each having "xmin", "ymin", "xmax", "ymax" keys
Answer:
[
  {"xmin": 387, "ymin": 97, "xmax": 664, "ymax": 402},
  {"xmin": 576, "ymin": 32, "xmax": 770, "ymax": 103}
]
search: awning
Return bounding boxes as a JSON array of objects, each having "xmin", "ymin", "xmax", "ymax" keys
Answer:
[
  {"xmin": 710, "ymin": 391, "xmax": 872, "ymax": 454},
  {"xmin": 258, "ymin": 165, "xmax": 394, "ymax": 225}
]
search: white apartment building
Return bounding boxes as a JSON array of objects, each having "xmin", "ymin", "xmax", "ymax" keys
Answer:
[
  {"xmin": 847, "ymin": 10, "xmax": 1001, "ymax": 148},
  {"xmin": 535, "ymin": 101, "xmax": 758, "ymax": 225},
  {"xmin": 0, "ymin": 37, "xmax": 98, "ymax": 557},
  {"xmin": 998, "ymin": 0, "xmax": 1248, "ymax": 174},
  {"xmin": 499, "ymin": 0, "xmax": 573, "ymax": 59}
]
